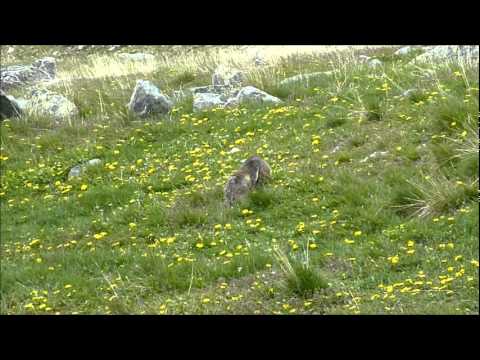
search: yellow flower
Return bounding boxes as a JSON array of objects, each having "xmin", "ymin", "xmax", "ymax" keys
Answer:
[
  {"xmin": 470, "ymin": 260, "xmax": 479, "ymax": 267},
  {"xmin": 309, "ymin": 243, "xmax": 318, "ymax": 250},
  {"xmin": 201, "ymin": 298, "xmax": 211, "ymax": 304},
  {"xmin": 80, "ymin": 184, "xmax": 88, "ymax": 191},
  {"xmin": 388, "ymin": 255, "xmax": 399, "ymax": 265},
  {"xmin": 128, "ymin": 222, "xmax": 137, "ymax": 229},
  {"xmin": 407, "ymin": 240, "xmax": 414, "ymax": 247},
  {"xmin": 195, "ymin": 243, "xmax": 204, "ymax": 249},
  {"xmin": 344, "ymin": 239, "xmax": 355, "ymax": 244},
  {"xmin": 214, "ymin": 224, "xmax": 222, "ymax": 230},
  {"xmin": 93, "ymin": 232, "xmax": 107, "ymax": 240},
  {"xmin": 353, "ymin": 231, "xmax": 362, "ymax": 237}
]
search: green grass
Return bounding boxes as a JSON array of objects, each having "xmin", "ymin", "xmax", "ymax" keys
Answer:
[{"xmin": 1, "ymin": 46, "xmax": 478, "ymax": 315}]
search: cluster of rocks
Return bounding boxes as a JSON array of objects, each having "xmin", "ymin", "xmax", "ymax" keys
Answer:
[
  {"xmin": 392, "ymin": 45, "xmax": 479, "ymax": 63},
  {"xmin": 0, "ymin": 56, "xmax": 80, "ymax": 121},
  {"xmin": 3, "ymin": 46, "xmax": 478, "ymax": 123},
  {"xmin": 0, "ymin": 57, "xmax": 57, "ymax": 91},
  {"xmin": 127, "ymin": 66, "xmax": 283, "ymax": 117},
  {"xmin": 412, "ymin": 45, "xmax": 479, "ymax": 63}
]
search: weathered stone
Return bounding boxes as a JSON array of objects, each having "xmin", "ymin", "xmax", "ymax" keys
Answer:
[
  {"xmin": 189, "ymin": 85, "xmax": 230, "ymax": 95},
  {"xmin": 68, "ymin": 158, "xmax": 102, "ymax": 179},
  {"xmin": 0, "ymin": 90, "xmax": 23, "ymax": 120},
  {"xmin": 24, "ymin": 89, "xmax": 78, "ymax": 120},
  {"xmin": 368, "ymin": 59, "xmax": 383, "ymax": 68},
  {"xmin": 236, "ymin": 86, "xmax": 282, "ymax": 105},
  {"xmin": 128, "ymin": 80, "xmax": 172, "ymax": 118},
  {"xmin": 224, "ymin": 97, "xmax": 239, "ymax": 108},
  {"xmin": 193, "ymin": 93, "xmax": 225, "ymax": 112},
  {"xmin": 211, "ymin": 68, "xmax": 245, "ymax": 87},
  {"xmin": 0, "ymin": 57, "xmax": 56, "ymax": 91},
  {"xmin": 394, "ymin": 46, "xmax": 416, "ymax": 56},
  {"xmin": 32, "ymin": 57, "xmax": 56, "ymax": 79}
]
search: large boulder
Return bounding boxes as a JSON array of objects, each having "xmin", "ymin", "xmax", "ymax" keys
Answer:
[
  {"xmin": 23, "ymin": 89, "xmax": 78, "ymax": 120},
  {"xmin": 413, "ymin": 46, "xmax": 479, "ymax": 63},
  {"xmin": 236, "ymin": 86, "xmax": 282, "ymax": 105},
  {"xmin": 0, "ymin": 57, "xmax": 56, "ymax": 91},
  {"xmin": 193, "ymin": 93, "xmax": 225, "ymax": 112},
  {"xmin": 128, "ymin": 80, "xmax": 173, "ymax": 118},
  {"xmin": 0, "ymin": 90, "xmax": 23, "ymax": 120}
]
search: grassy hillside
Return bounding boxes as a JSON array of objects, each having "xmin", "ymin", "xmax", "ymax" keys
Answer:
[{"xmin": 1, "ymin": 45, "xmax": 478, "ymax": 314}]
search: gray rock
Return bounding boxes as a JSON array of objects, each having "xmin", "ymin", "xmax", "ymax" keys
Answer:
[
  {"xmin": 212, "ymin": 71, "xmax": 226, "ymax": 86},
  {"xmin": 193, "ymin": 93, "xmax": 225, "ymax": 112},
  {"xmin": 227, "ymin": 70, "xmax": 245, "ymax": 87},
  {"xmin": 32, "ymin": 57, "xmax": 56, "ymax": 79},
  {"xmin": 413, "ymin": 46, "xmax": 479, "ymax": 63},
  {"xmin": 189, "ymin": 85, "xmax": 230, "ymax": 95},
  {"xmin": 0, "ymin": 90, "xmax": 23, "ymax": 120},
  {"xmin": 394, "ymin": 46, "xmax": 415, "ymax": 56},
  {"xmin": 118, "ymin": 52, "xmax": 155, "ymax": 62},
  {"xmin": 236, "ymin": 86, "xmax": 282, "ymax": 105},
  {"xmin": 0, "ymin": 89, "xmax": 22, "ymax": 121},
  {"xmin": 368, "ymin": 59, "xmax": 383, "ymax": 68},
  {"xmin": 279, "ymin": 71, "xmax": 332, "ymax": 86},
  {"xmin": 128, "ymin": 80, "xmax": 172, "ymax": 118},
  {"xmin": 0, "ymin": 57, "xmax": 56, "ymax": 91},
  {"xmin": 211, "ymin": 68, "xmax": 245, "ymax": 87},
  {"xmin": 68, "ymin": 158, "xmax": 102, "ymax": 179},
  {"xmin": 24, "ymin": 89, "xmax": 78, "ymax": 120},
  {"xmin": 224, "ymin": 97, "xmax": 239, "ymax": 108}
]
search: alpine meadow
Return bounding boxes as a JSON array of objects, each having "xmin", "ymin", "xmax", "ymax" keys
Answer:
[{"xmin": 0, "ymin": 45, "xmax": 478, "ymax": 315}]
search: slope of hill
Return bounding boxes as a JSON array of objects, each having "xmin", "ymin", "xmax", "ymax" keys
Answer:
[{"xmin": 0, "ymin": 45, "xmax": 478, "ymax": 314}]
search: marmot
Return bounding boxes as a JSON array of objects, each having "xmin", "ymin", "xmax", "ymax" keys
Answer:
[{"xmin": 224, "ymin": 156, "xmax": 271, "ymax": 207}]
